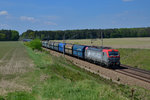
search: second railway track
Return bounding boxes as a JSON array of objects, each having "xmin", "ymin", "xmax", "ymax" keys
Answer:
[
  {"xmin": 121, "ymin": 64, "xmax": 150, "ymax": 75},
  {"xmin": 115, "ymin": 69, "xmax": 150, "ymax": 83},
  {"xmin": 113, "ymin": 64, "xmax": 150, "ymax": 83}
]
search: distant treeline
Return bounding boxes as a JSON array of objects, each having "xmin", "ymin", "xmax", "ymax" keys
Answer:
[
  {"xmin": 0, "ymin": 30, "xmax": 19, "ymax": 41},
  {"xmin": 20, "ymin": 27, "xmax": 150, "ymax": 40}
]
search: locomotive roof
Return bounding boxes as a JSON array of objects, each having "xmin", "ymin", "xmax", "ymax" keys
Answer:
[
  {"xmin": 87, "ymin": 46, "xmax": 118, "ymax": 52},
  {"xmin": 86, "ymin": 47, "xmax": 103, "ymax": 51},
  {"xmin": 103, "ymin": 49, "xmax": 118, "ymax": 52}
]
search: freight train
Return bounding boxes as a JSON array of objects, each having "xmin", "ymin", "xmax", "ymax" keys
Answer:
[{"xmin": 42, "ymin": 40, "xmax": 120, "ymax": 67}]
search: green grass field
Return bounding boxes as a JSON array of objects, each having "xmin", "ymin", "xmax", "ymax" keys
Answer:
[
  {"xmin": 0, "ymin": 42, "xmax": 150, "ymax": 100},
  {"xmin": 119, "ymin": 48, "xmax": 150, "ymax": 70}
]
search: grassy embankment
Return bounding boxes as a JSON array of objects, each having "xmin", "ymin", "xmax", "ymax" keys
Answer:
[
  {"xmin": 0, "ymin": 41, "xmax": 150, "ymax": 100},
  {"xmin": 55, "ymin": 37, "xmax": 150, "ymax": 71},
  {"xmin": 119, "ymin": 48, "xmax": 150, "ymax": 70}
]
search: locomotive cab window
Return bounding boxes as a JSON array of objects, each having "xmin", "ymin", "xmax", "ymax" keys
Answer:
[{"xmin": 109, "ymin": 51, "xmax": 118, "ymax": 56}]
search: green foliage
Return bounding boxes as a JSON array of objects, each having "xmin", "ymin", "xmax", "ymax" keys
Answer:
[
  {"xmin": 0, "ymin": 30, "xmax": 19, "ymax": 41},
  {"xmin": 11, "ymin": 30, "xmax": 19, "ymax": 41},
  {"xmin": 0, "ymin": 33, "xmax": 6, "ymax": 40},
  {"xmin": 0, "ymin": 96, "xmax": 5, "ymax": 100},
  {"xmin": 20, "ymin": 27, "xmax": 150, "ymax": 40},
  {"xmin": 6, "ymin": 91, "xmax": 35, "ymax": 100},
  {"xmin": 25, "ymin": 39, "xmax": 42, "ymax": 51}
]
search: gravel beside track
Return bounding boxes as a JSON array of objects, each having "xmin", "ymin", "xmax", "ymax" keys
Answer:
[{"xmin": 43, "ymin": 47, "xmax": 150, "ymax": 90}]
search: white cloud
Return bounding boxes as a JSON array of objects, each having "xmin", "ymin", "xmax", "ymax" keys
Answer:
[
  {"xmin": 20, "ymin": 16, "xmax": 35, "ymax": 22},
  {"xmin": 19, "ymin": 16, "xmax": 57, "ymax": 26},
  {"xmin": 44, "ymin": 21, "xmax": 57, "ymax": 26},
  {"xmin": 0, "ymin": 24, "xmax": 9, "ymax": 28},
  {"xmin": 0, "ymin": 11, "xmax": 8, "ymax": 16},
  {"xmin": 122, "ymin": 0, "xmax": 134, "ymax": 2}
]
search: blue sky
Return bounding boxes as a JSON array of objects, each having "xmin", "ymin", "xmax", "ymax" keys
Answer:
[{"xmin": 0, "ymin": 0, "xmax": 150, "ymax": 34}]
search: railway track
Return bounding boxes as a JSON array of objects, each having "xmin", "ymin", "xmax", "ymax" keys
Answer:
[
  {"xmin": 115, "ymin": 67, "xmax": 150, "ymax": 83},
  {"xmin": 43, "ymin": 47, "xmax": 150, "ymax": 89},
  {"xmin": 121, "ymin": 64, "xmax": 150, "ymax": 75},
  {"xmin": 114, "ymin": 64, "xmax": 150, "ymax": 83}
]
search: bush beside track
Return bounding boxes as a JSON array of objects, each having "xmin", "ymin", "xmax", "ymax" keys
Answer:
[{"xmin": 24, "ymin": 39, "xmax": 42, "ymax": 51}]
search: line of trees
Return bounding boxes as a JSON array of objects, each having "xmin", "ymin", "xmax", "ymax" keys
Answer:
[
  {"xmin": 20, "ymin": 27, "xmax": 150, "ymax": 40},
  {"xmin": 0, "ymin": 30, "xmax": 19, "ymax": 41}
]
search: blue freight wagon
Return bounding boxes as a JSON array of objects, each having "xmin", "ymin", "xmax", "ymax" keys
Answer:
[
  {"xmin": 72, "ymin": 45, "xmax": 87, "ymax": 58},
  {"xmin": 58, "ymin": 43, "xmax": 66, "ymax": 52}
]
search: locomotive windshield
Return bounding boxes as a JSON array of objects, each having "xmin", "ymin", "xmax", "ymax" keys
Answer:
[{"xmin": 109, "ymin": 51, "xmax": 119, "ymax": 56}]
